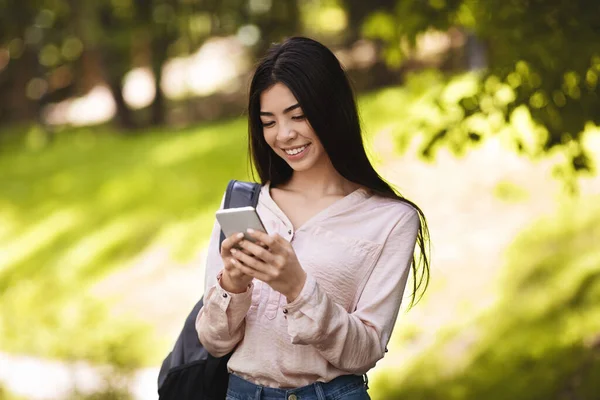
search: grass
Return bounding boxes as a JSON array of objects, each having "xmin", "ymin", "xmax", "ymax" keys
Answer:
[{"xmin": 0, "ymin": 118, "xmax": 252, "ymax": 367}]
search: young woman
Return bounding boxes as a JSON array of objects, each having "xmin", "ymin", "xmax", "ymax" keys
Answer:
[{"xmin": 196, "ymin": 36, "xmax": 430, "ymax": 400}]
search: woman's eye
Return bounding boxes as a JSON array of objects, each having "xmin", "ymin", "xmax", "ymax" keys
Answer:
[
  {"xmin": 261, "ymin": 121, "xmax": 275, "ymax": 127},
  {"xmin": 292, "ymin": 115, "xmax": 305, "ymax": 120}
]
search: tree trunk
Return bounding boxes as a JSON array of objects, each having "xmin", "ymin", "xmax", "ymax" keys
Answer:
[
  {"xmin": 106, "ymin": 74, "xmax": 135, "ymax": 130},
  {"xmin": 72, "ymin": 0, "xmax": 136, "ymax": 131},
  {"xmin": 150, "ymin": 37, "xmax": 169, "ymax": 126},
  {"xmin": 98, "ymin": 40, "xmax": 136, "ymax": 130},
  {"xmin": 253, "ymin": 0, "xmax": 301, "ymax": 58},
  {"xmin": 7, "ymin": 49, "xmax": 38, "ymax": 123}
]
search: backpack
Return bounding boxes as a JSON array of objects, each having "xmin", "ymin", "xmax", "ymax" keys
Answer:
[{"xmin": 157, "ymin": 180, "xmax": 261, "ymax": 400}]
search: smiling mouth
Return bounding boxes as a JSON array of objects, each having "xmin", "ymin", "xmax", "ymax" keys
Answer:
[{"xmin": 283, "ymin": 144, "xmax": 310, "ymax": 156}]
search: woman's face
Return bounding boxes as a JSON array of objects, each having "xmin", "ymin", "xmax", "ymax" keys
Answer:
[{"xmin": 259, "ymin": 83, "xmax": 329, "ymax": 173}]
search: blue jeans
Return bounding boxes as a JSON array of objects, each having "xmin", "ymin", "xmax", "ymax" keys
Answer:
[{"xmin": 226, "ymin": 373, "xmax": 371, "ymax": 400}]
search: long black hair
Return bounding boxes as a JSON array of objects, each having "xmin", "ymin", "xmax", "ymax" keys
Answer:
[{"xmin": 247, "ymin": 36, "xmax": 430, "ymax": 306}]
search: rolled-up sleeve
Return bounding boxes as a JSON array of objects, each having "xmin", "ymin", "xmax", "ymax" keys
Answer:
[{"xmin": 196, "ymin": 275, "xmax": 253, "ymax": 357}]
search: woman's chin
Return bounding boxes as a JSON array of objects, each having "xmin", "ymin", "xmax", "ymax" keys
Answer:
[{"xmin": 287, "ymin": 160, "xmax": 311, "ymax": 171}]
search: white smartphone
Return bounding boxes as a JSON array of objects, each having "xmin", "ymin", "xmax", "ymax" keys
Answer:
[{"xmin": 215, "ymin": 206, "xmax": 268, "ymax": 244}]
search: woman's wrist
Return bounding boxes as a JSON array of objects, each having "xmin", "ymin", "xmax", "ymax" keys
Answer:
[
  {"xmin": 220, "ymin": 270, "xmax": 250, "ymax": 294},
  {"xmin": 286, "ymin": 271, "xmax": 307, "ymax": 303}
]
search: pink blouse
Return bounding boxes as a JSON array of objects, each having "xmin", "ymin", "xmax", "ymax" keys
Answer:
[{"xmin": 196, "ymin": 183, "xmax": 419, "ymax": 388}]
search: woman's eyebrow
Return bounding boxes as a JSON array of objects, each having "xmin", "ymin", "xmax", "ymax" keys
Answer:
[{"xmin": 260, "ymin": 103, "xmax": 301, "ymax": 116}]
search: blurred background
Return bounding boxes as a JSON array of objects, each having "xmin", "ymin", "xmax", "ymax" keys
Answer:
[{"xmin": 1, "ymin": 0, "xmax": 599, "ymax": 399}]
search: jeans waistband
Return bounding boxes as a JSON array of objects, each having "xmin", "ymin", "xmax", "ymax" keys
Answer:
[{"xmin": 227, "ymin": 373, "xmax": 366, "ymax": 400}]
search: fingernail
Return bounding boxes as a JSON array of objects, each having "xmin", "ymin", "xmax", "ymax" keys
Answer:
[
  {"xmin": 230, "ymin": 249, "xmax": 237, "ymax": 254},
  {"xmin": 247, "ymin": 228, "xmax": 255, "ymax": 233},
  {"xmin": 237, "ymin": 233, "xmax": 244, "ymax": 238}
]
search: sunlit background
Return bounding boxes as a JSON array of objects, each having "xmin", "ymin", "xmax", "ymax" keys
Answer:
[{"xmin": 1, "ymin": 0, "xmax": 599, "ymax": 399}]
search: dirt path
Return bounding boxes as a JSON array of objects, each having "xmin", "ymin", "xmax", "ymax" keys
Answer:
[{"xmin": 0, "ymin": 352, "xmax": 159, "ymax": 400}]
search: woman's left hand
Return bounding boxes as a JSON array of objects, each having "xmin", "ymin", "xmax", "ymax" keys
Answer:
[{"xmin": 230, "ymin": 229, "xmax": 307, "ymax": 302}]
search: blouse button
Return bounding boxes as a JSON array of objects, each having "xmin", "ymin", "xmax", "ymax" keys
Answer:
[
  {"xmin": 282, "ymin": 308, "xmax": 288, "ymax": 314},
  {"xmin": 288, "ymin": 229, "xmax": 292, "ymax": 235},
  {"xmin": 222, "ymin": 293, "xmax": 228, "ymax": 298}
]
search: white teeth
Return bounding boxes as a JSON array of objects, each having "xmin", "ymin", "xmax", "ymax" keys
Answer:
[{"xmin": 285, "ymin": 145, "xmax": 307, "ymax": 155}]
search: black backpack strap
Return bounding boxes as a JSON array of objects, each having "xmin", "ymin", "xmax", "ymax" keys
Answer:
[{"xmin": 219, "ymin": 180, "xmax": 262, "ymax": 248}]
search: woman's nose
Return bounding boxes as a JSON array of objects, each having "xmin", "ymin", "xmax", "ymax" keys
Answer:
[{"xmin": 277, "ymin": 124, "xmax": 297, "ymax": 141}]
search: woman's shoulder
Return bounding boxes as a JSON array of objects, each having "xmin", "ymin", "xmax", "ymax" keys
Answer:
[
  {"xmin": 367, "ymin": 191, "xmax": 420, "ymax": 217},
  {"xmin": 360, "ymin": 193, "xmax": 420, "ymax": 234}
]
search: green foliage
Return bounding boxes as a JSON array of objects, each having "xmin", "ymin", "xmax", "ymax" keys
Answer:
[
  {"xmin": 362, "ymin": 0, "xmax": 600, "ymax": 173},
  {"xmin": 364, "ymin": 69, "xmax": 599, "ymax": 192},
  {"xmin": 359, "ymin": 69, "xmax": 485, "ymax": 157},
  {"xmin": 493, "ymin": 180, "xmax": 529, "ymax": 203},
  {"xmin": 372, "ymin": 197, "xmax": 600, "ymax": 399},
  {"xmin": 302, "ymin": 0, "xmax": 348, "ymax": 37}
]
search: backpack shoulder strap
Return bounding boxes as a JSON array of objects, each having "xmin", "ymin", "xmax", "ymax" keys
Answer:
[{"xmin": 219, "ymin": 180, "xmax": 261, "ymax": 247}]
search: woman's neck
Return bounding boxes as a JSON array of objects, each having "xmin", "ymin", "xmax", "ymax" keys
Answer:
[{"xmin": 282, "ymin": 164, "xmax": 359, "ymax": 198}]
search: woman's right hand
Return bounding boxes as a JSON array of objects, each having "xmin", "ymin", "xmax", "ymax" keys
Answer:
[{"xmin": 220, "ymin": 232, "xmax": 253, "ymax": 293}]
